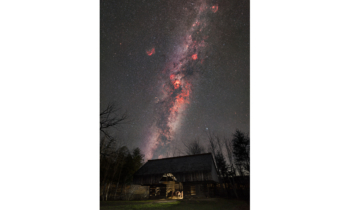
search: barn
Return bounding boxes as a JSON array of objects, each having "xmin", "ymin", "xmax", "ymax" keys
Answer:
[{"xmin": 133, "ymin": 153, "xmax": 219, "ymax": 199}]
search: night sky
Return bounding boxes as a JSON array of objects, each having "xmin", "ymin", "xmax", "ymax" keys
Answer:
[{"xmin": 101, "ymin": 0, "xmax": 249, "ymax": 160}]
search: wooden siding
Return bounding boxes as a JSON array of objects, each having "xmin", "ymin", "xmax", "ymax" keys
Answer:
[
  {"xmin": 183, "ymin": 183, "xmax": 215, "ymax": 198},
  {"xmin": 149, "ymin": 185, "xmax": 166, "ymax": 198},
  {"xmin": 134, "ymin": 171, "xmax": 214, "ymax": 185},
  {"xmin": 133, "ymin": 174, "xmax": 164, "ymax": 185}
]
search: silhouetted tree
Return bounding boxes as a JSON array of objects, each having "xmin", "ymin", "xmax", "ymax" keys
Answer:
[
  {"xmin": 232, "ymin": 130, "xmax": 250, "ymax": 176},
  {"xmin": 100, "ymin": 103, "xmax": 144, "ymax": 201},
  {"xmin": 204, "ymin": 130, "xmax": 250, "ymax": 199},
  {"xmin": 100, "ymin": 103, "xmax": 128, "ymax": 133},
  {"xmin": 183, "ymin": 138, "xmax": 205, "ymax": 155},
  {"xmin": 101, "ymin": 146, "xmax": 144, "ymax": 201},
  {"xmin": 207, "ymin": 132, "xmax": 217, "ymax": 157},
  {"xmin": 100, "ymin": 103, "xmax": 129, "ymax": 157},
  {"xmin": 215, "ymin": 152, "xmax": 228, "ymax": 178},
  {"xmin": 207, "ymin": 131, "xmax": 240, "ymax": 198}
]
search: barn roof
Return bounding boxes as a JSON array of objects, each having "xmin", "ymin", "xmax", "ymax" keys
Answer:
[
  {"xmin": 135, "ymin": 153, "xmax": 215, "ymax": 175},
  {"xmin": 133, "ymin": 153, "xmax": 219, "ymax": 184}
]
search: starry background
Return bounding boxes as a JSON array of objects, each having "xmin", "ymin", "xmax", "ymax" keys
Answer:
[{"xmin": 101, "ymin": 0, "xmax": 249, "ymax": 159}]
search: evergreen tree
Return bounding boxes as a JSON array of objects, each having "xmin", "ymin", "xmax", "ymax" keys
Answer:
[{"xmin": 232, "ymin": 130, "xmax": 250, "ymax": 175}]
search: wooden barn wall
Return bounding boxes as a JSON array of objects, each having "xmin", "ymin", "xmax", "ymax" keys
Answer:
[
  {"xmin": 149, "ymin": 185, "xmax": 166, "ymax": 199},
  {"xmin": 183, "ymin": 182, "xmax": 216, "ymax": 198},
  {"xmin": 133, "ymin": 174, "xmax": 164, "ymax": 185},
  {"xmin": 173, "ymin": 171, "xmax": 213, "ymax": 183},
  {"xmin": 134, "ymin": 171, "xmax": 214, "ymax": 185},
  {"xmin": 210, "ymin": 161, "xmax": 219, "ymax": 182}
]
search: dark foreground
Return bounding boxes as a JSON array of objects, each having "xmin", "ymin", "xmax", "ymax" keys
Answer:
[{"xmin": 100, "ymin": 198, "xmax": 249, "ymax": 210}]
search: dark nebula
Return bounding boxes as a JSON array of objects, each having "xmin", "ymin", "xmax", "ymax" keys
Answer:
[{"xmin": 101, "ymin": 0, "xmax": 249, "ymax": 159}]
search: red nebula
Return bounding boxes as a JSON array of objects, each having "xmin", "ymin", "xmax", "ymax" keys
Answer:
[
  {"xmin": 192, "ymin": 54, "xmax": 198, "ymax": 60},
  {"xmin": 146, "ymin": 48, "xmax": 155, "ymax": 56},
  {"xmin": 192, "ymin": 21, "xmax": 200, "ymax": 27},
  {"xmin": 170, "ymin": 74, "xmax": 175, "ymax": 80},
  {"xmin": 211, "ymin": 5, "xmax": 218, "ymax": 13},
  {"xmin": 173, "ymin": 79, "xmax": 180, "ymax": 89}
]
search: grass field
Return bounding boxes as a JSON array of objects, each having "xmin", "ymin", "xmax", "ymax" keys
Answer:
[{"xmin": 100, "ymin": 198, "xmax": 249, "ymax": 210}]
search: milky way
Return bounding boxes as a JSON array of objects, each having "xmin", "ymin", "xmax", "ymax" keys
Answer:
[
  {"xmin": 143, "ymin": 1, "xmax": 221, "ymax": 159},
  {"xmin": 101, "ymin": 0, "xmax": 250, "ymax": 160}
]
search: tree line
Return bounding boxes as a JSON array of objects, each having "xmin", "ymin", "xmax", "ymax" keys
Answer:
[
  {"xmin": 100, "ymin": 103, "xmax": 144, "ymax": 201},
  {"xmin": 183, "ymin": 130, "xmax": 250, "ymax": 199},
  {"xmin": 100, "ymin": 103, "xmax": 250, "ymax": 200}
]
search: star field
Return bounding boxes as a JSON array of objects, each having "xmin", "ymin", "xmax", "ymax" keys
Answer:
[{"xmin": 101, "ymin": 0, "xmax": 249, "ymax": 159}]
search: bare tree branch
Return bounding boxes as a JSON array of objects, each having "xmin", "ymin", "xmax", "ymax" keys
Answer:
[
  {"xmin": 182, "ymin": 138, "xmax": 205, "ymax": 155},
  {"xmin": 100, "ymin": 103, "xmax": 130, "ymax": 131}
]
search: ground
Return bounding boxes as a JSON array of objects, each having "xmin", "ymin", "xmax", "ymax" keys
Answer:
[{"xmin": 100, "ymin": 198, "xmax": 249, "ymax": 210}]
